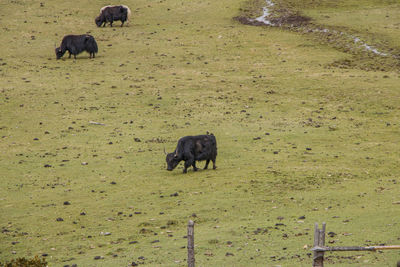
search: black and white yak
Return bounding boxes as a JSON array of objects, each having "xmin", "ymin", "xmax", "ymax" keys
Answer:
[
  {"xmin": 55, "ymin": 34, "xmax": 98, "ymax": 59},
  {"xmin": 165, "ymin": 134, "xmax": 217, "ymax": 173},
  {"xmin": 95, "ymin": 5, "xmax": 131, "ymax": 27}
]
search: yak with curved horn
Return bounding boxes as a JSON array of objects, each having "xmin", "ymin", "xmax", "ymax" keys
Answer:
[{"xmin": 165, "ymin": 134, "xmax": 217, "ymax": 173}]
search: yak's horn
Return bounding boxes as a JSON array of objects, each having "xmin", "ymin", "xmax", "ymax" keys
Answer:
[{"xmin": 163, "ymin": 147, "xmax": 167, "ymax": 155}]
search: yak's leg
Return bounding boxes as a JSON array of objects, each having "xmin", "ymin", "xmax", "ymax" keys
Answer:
[
  {"xmin": 121, "ymin": 21, "xmax": 124, "ymax": 27},
  {"xmin": 73, "ymin": 54, "xmax": 76, "ymax": 59},
  {"xmin": 212, "ymin": 158, "xmax": 217, "ymax": 169},
  {"xmin": 192, "ymin": 161, "xmax": 198, "ymax": 172},
  {"xmin": 183, "ymin": 157, "xmax": 195, "ymax": 174},
  {"xmin": 68, "ymin": 52, "xmax": 71, "ymax": 58},
  {"xmin": 204, "ymin": 159, "xmax": 210, "ymax": 169}
]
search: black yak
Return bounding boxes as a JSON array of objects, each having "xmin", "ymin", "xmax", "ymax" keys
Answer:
[
  {"xmin": 55, "ymin": 34, "xmax": 98, "ymax": 59},
  {"xmin": 165, "ymin": 134, "xmax": 217, "ymax": 173},
  {"xmin": 95, "ymin": 5, "xmax": 131, "ymax": 27}
]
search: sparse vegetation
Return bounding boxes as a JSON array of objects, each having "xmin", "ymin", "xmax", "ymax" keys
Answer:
[
  {"xmin": 0, "ymin": 256, "xmax": 47, "ymax": 267},
  {"xmin": 1, "ymin": 0, "xmax": 400, "ymax": 266}
]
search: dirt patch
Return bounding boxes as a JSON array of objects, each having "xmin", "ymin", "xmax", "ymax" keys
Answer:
[
  {"xmin": 269, "ymin": 10, "xmax": 310, "ymax": 27},
  {"xmin": 234, "ymin": 10, "xmax": 310, "ymax": 27}
]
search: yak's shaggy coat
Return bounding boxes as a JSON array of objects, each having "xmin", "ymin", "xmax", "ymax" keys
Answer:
[
  {"xmin": 95, "ymin": 5, "xmax": 131, "ymax": 27},
  {"xmin": 55, "ymin": 34, "xmax": 98, "ymax": 59}
]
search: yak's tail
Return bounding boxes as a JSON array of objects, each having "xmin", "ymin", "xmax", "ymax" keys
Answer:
[
  {"xmin": 121, "ymin": 5, "xmax": 131, "ymax": 24},
  {"xmin": 85, "ymin": 35, "xmax": 98, "ymax": 53}
]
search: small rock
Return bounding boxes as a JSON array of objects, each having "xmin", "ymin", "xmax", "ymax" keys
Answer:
[
  {"xmin": 56, "ymin": 217, "xmax": 64, "ymax": 222},
  {"xmin": 328, "ymin": 232, "xmax": 336, "ymax": 237},
  {"xmin": 225, "ymin": 252, "xmax": 234, "ymax": 256},
  {"xmin": 63, "ymin": 201, "xmax": 71, "ymax": 205},
  {"xmin": 298, "ymin": 216, "xmax": 306, "ymax": 219},
  {"xmin": 94, "ymin": 256, "xmax": 103, "ymax": 260},
  {"xmin": 80, "ymin": 212, "xmax": 86, "ymax": 215},
  {"xmin": 170, "ymin": 192, "xmax": 179, "ymax": 197}
]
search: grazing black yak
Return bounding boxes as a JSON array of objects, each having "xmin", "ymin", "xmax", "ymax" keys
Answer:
[
  {"xmin": 95, "ymin": 5, "xmax": 131, "ymax": 27},
  {"xmin": 55, "ymin": 34, "xmax": 98, "ymax": 59},
  {"xmin": 165, "ymin": 134, "xmax": 217, "ymax": 173}
]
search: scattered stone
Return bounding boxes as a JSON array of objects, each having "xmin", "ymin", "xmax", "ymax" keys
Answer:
[
  {"xmin": 298, "ymin": 215, "xmax": 306, "ymax": 219},
  {"xmin": 110, "ymin": 181, "xmax": 117, "ymax": 185},
  {"xmin": 94, "ymin": 256, "xmax": 103, "ymax": 260},
  {"xmin": 170, "ymin": 192, "xmax": 179, "ymax": 197},
  {"xmin": 80, "ymin": 212, "xmax": 86, "ymax": 215},
  {"xmin": 56, "ymin": 217, "xmax": 64, "ymax": 222},
  {"xmin": 63, "ymin": 201, "xmax": 71, "ymax": 205},
  {"xmin": 225, "ymin": 252, "xmax": 234, "ymax": 256},
  {"xmin": 328, "ymin": 232, "xmax": 336, "ymax": 237},
  {"xmin": 129, "ymin": 241, "xmax": 138, "ymax": 244}
]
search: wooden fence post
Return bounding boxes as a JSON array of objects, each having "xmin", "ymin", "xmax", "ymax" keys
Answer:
[
  {"xmin": 313, "ymin": 222, "xmax": 326, "ymax": 267},
  {"xmin": 187, "ymin": 220, "xmax": 195, "ymax": 267}
]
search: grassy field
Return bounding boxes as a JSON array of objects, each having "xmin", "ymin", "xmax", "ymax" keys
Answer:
[{"xmin": 1, "ymin": 0, "xmax": 400, "ymax": 266}]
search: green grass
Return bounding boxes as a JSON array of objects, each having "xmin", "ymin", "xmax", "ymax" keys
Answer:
[{"xmin": 1, "ymin": 0, "xmax": 400, "ymax": 266}]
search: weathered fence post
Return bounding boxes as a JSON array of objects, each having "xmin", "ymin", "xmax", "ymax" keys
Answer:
[
  {"xmin": 187, "ymin": 220, "xmax": 195, "ymax": 267},
  {"xmin": 313, "ymin": 222, "xmax": 326, "ymax": 267}
]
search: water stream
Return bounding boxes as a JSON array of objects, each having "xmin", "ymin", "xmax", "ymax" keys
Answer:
[{"xmin": 252, "ymin": 0, "xmax": 391, "ymax": 57}]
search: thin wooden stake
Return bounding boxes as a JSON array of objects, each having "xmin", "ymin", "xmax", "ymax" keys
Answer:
[
  {"xmin": 187, "ymin": 220, "xmax": 195, "ymax": 267},
  {"xmin": 313, "ymin": 223, "xmax": 325, "ymax": 267}
]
